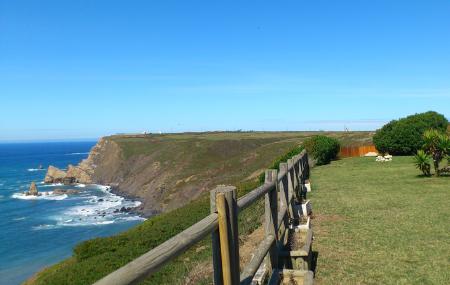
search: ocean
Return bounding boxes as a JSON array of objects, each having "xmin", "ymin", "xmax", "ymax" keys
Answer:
[{"xmin": 0, "ymin": 141, "xmax": 145, "ymax": 285}]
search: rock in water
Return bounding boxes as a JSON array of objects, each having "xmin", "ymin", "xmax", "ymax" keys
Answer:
[
  {"xmin": 44, "ymin": 166, "xmax": 67, "ymax": 183},
  {"xmin": 66, "ymin": 165, "xmax": 93, "ymax": 184},
  {"xmin": 53, "ymin": 188, "xmax": 80, "ymax": 195},
  {"xmin": 28, "ymin": 182, "xmax": 39, "ymax": 196}
]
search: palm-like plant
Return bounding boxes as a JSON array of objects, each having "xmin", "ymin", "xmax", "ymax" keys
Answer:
[
  {"xmin": 422, "ymin": 129, "xmax": 450, "ymax": 176},
  {"xmin": 414, "ymin": 150, "xmax": 431, "ymax": 176}
]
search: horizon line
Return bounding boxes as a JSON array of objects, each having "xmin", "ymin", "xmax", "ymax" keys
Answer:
[{"xmin": 0, "ymin": 130, "xmax": 378, "ymax": 144}]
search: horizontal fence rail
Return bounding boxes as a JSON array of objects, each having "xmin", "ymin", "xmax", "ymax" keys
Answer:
[{"xmin": 94, "ymin": 149, "xmax": 311, "ymax": 285}]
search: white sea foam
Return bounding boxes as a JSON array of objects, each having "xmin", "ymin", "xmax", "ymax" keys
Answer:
[
  {"xmin": 12, "ymin": 192, "xmax": 68, "ymax": 200},
  {"xmin": 41, "ymin": 183, "xmax": 64, "ymax": 187},
  {"xmin": 75, "ymin": 184, "xmax": 86, "ymax": 188},
  {"xmin": 95, "ymin": 185, "xmax": 112, "ymax": 192},
  {"xmin": 56, "ymin": 184, "xmax": 143, "ymax": 227},
  {"xmin": 27, "ymin": 168, "xmax": 45, "ymax": 172},
  {"xmin": 32, "ymin": 224, "xmax": 59, "ymax": 230},
  {"xmin": 13, "ymin": 217, "xmax": 27, "ymax": 221},
  {"xmin": 65, "ymin": 152, "xmax": 89, "ymax": 156},
  {"xmin": 26, "ymin": 183, "xmax": 143, "ymax": 229},
  {"xmin": 116, "ymin": 216, "xmax": 147, "ymax": 222}
]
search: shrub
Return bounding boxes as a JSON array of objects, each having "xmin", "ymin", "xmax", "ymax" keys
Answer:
[
  {"xmin": 303, "ymin": 135, "xmax": 340, "ymax": 165},
  {"xmin": 373, "ymin": 111, "xmax": 448, "ymax": 155},
  {"xmin": 414, "ymin": 150, "xmax": 431, "ymax": 176},
  {"xmin": 422, "ymin": 129, "xmax": 450, "ymax": 176}
]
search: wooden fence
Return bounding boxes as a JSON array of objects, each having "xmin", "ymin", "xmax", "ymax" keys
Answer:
[
  {"xmin": 94, "ymin": 150, "xmax": 314, "ymax": 285},
  {"xmin": 340, "ymin": 145, "xmax": 377, "ymax": 157}
]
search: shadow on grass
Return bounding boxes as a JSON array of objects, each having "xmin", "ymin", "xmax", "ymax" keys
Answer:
[
  {"xmin": 415, "ymin": 174, "xmax": 433, "ymax": 179},
  {"xmin": 415, "ymin": 173, "xmax": 450, "ymax": 178},
  {"xmin": 311, "ymin": 251, "xmax": 319, "ymax": 277}
]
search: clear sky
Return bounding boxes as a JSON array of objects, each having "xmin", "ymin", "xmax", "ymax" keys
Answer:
[{"xmin": 1, "ymin": 0, "xmax": 449, "ymax": 141}]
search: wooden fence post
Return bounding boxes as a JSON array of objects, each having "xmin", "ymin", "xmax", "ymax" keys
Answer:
[
  {"xmin": 211, "ymin": 189, "xmax": 223, "ymax": 285},
  {"xmin": 264, "ymin": 169, "xmax": 278, "ymax": 273},
  {"xmin": 304, "ymin": 152, "xmax": 310, "ymax": 179},
  {"xmin": 298, "ymin": 156, "xmax": 304, "ymax": 183},
  {"xmin": 217, "ymin": 193, "xmax": 232, "ymax": 285},
  {"xmin": 215, "ymin": 185, "xmax": 240, "ymax": 285},
  {"xmin": 287, "ymin": 159, "xmax": 299, "ymax": 221},
  {"xmin": 291, "ymin": 157, "xmax": 299, "ymax": 198},
  {"xmin": 279, "ymin": 163, "xmax": 294, "ymax": 221},
  {"xmin": 294, "ymin": 155, "xmax": 301, "ymax": 186}
]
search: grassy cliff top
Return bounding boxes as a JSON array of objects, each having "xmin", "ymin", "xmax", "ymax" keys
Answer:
[{"xmin": 108, "ymin": 131, "xmax": 375, "ymax": 158}]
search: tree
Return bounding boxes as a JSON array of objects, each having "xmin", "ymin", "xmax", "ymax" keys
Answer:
[
  {"xmin": 373, "ymin": 111, "xmax": 448, "ymax": 155},
  {"xmin": 422, "ymin": 129, "xmax": 450, "ymax": 176}
]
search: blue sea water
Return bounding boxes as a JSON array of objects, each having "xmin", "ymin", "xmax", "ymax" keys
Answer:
[{"xmin": 0, "ymin": 142, "xmax": 145, "ymax": 285}]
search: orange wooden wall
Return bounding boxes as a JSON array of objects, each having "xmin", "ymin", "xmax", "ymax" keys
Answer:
[{"xmin": 340, "ymin": 145, "xmax": 377, "ymax": 157}]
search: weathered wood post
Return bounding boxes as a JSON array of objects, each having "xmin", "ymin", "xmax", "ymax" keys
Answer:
[
  {"xmin": 217, "ymin": 193, "xmax": 232, "ymax": 285},
  {"xmin": 293, "ymin": 155, "xmax": 301, "ymax": 200},
  {"xmin": 214, "ymin": 185, "xmax": 239, "ymax": 285},
  {"xmin": 291, "ymin": 157, "xmax": 299, "ymax": 198},
  {"xmin": 211, "ymin": 189, "xmax": 223, "ymax": 285},
  {"xmin": 287, "ymin": 159, "xmax": 299, "ymax": 222},
  {"xmin": 279, "ymin": 163, "xmax": 294, "ymax": 222},
  {"xmin": 264, "ymin": 169, "xmax": 278, "ymax": 273},
  {"xmin": 304, "ymin": 152, "xmax": 310, "ymax": 179},
  {"xmin": 287, "ymin": 159, "xmax": 296, "ymax": 194}
]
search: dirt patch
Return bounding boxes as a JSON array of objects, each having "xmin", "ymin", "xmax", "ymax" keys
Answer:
[
  {"xmin": 184, "ymin": 261, "xmax": 213, "ymax": 285},
  {"xmin": 239, "ymin": 225, "xmax": 265, "ymax": 268},
  {"xmin": 313, "ymin": 214, "xmax": 345, "ymax": 223},
  {"xmin": 246, "ymin": 169, "xmax": 265, "ymax": 180}
]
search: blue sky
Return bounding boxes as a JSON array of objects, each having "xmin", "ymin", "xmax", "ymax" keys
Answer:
[{"xmin": 1, "ymin": 0, "xmax": 449, "ymax": 141}]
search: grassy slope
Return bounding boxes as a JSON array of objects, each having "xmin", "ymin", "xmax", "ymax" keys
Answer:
[
  {"xmin": 27, "ymin": 131, "xmax": 373, "ymax": 285},
  {"xmin": 311, "ymin": 156, "xmax": 449, "ymax": 284},
  {"xmin": 96, "ymin": 131, "xmax": 374, "ymax": 213}
]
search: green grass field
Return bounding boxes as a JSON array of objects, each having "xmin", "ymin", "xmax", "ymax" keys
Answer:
[{"xmin": 310, "ymin": 156, "xmax": 449, "ymax": 284}]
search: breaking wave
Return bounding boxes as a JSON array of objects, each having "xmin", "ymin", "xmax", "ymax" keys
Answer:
[
  {"xmin": 29, "ymin": 184, "xmax": 145, "ymax": 229},
  {"xmin": 12, "ymin": 192, "xmax": 68, "ymax": 200},
  {"xmin": 65, "ymin": 152, "xmax": 89, "ymax": 156},
  {"xmin": 40, "ymin": 183, "xmax": 64, "ymax": 187}
]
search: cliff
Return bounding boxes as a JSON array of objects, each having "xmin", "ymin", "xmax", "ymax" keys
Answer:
[{"xmin": 45, "ymin": 132, "xmax": 373, "ymax": 216}]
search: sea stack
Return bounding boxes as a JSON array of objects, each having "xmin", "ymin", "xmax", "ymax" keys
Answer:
[
  {"xmin": 44, "ymin": 166, "xmax": 67, "ymax": 184},
  {"xmin": 27, "ymin": 182, "xmax": 39, "ymax": 196}
]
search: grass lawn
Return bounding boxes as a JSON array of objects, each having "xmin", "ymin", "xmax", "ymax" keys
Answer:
[{"xmin": 310, "ymin": 156, "xmax": 449, "ymax": 285}]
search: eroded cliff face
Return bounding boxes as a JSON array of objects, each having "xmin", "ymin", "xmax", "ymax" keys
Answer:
[
  {"xmin": 44, "ymin": 138, "xmax": 121, "ymax": 185},
  {"xmin": 45, "ymin": 132, "xmax": 373, "ymax": 216},
  {"xmin": 74, "ymin": 134, "xmax": 307, "ymax": 216}
]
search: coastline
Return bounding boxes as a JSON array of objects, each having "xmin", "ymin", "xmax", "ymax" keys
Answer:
[
  {"xmin": 0, "ymin": 141, "xmax": 150, "ymax": 285},
  {"xmin": 108, "ymin": 184, "xmax": 156, "ymax": 218}
]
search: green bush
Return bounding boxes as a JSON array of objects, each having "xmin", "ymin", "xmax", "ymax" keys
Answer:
[
  {"xmin": 422, "ymin": 129, "xmax": 450, "ymax": 176},
  {"xmin": 303, "ymin": 135, "xmax": 340, "ymax": 165},
  {"xmin": 414, "ymin": 150, "xmax": 431, "ymax": 176},
  {"xmin": 373, "ymin": 111, "xmax": 448, "ymax": 155},
  {"xmin": 259, "ymin": 144, "xmax": 304, "ymax": 183}
]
